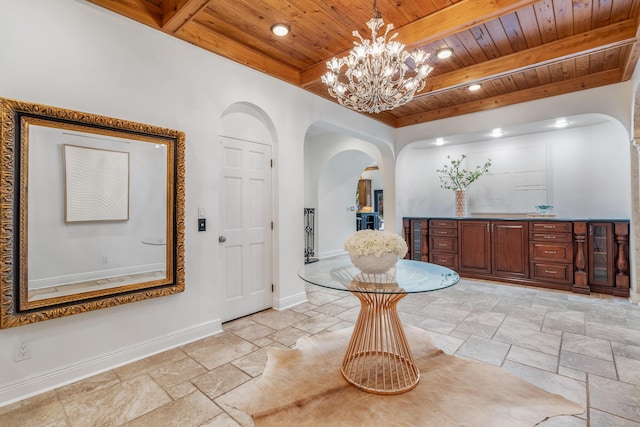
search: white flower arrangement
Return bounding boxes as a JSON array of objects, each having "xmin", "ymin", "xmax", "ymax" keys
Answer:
[{"xmin": 344, "ymin": 230, "xmax": 408, "ymax": 258}]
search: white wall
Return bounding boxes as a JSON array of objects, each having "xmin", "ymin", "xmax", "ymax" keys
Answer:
[
  {"xmin": 0, "ymin": 0, "xmax": 394, "ymax": 405},
  {"xmin": 397, "ymin": 121, "xmax": 631, "ymax": 219}
]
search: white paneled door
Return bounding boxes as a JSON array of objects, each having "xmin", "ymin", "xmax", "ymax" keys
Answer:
[{"xmin": 219, "ymin": 136, "xmax": 272, "ymax": 322}]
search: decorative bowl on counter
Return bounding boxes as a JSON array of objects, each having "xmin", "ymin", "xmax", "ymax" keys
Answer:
[{"xmin": 535, "ymin": 205, "xmax": 553, "ymax": 214}]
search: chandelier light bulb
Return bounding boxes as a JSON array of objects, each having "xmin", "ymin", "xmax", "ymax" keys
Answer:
[{"xmin": 320, "ymin": 0, "xmax": 434, "ymax": 113}]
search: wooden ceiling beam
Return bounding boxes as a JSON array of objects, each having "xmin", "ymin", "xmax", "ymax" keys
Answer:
[
  {"xmin": 87, "ymin": 0, "xmax": 163, "ymax": 28},
  {"xmin": 418, "ymin": 19, "xmax": 638, "ymax": 96},
  {"xmin": 397, "ymin": 69, "xmax": 623, "ymax": 127},
  {"xmin": 621, "ymin": 16, "xmax": 640, "ymax": 81},
  {"xmin": 299, "ymin": 0, "xmax": 540, "ymax": 88},
  {"xmin": 161, "ymin": 0, "xmax": 210, "ymax": 34}
]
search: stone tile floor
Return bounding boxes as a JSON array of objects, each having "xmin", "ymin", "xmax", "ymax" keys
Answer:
[{"xmin": 1, "ymin": 279, "xmax": 640, "ymax": 426}]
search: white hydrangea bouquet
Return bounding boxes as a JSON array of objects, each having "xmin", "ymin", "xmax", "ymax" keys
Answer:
[
  {"xmin": 344, "ymin": 229, "xmax": 408, "ymax": 257},
  {"xmin": 344, "ymin": 230, "xmax": 408, "ymax": 274}
]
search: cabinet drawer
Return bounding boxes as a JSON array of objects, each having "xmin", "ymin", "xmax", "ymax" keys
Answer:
[
  {"xmin": 529, "ymin": 242, "xmax": 572, "ymax": 263},
  {"xmin": 529, "ymin": 232, "xmax": 572, "ymax": 243},
  {"xmin": 430, "ymin": 237, "xmax": 457, "ymax": 253},
  {"xmin": 429, "ymin": 219, "xmax": 457, "ymax": 229},
  {"xmin": 429, "ymin": 227, "xmax": 457, "ymax": 237},
  {"xmin": 530, "ymin": 262, "xmax": 572, "ymax": 284},
  {"xmin": 530, "ymin": 222, "xmax": 572, "ymax": 233},
  {"xmin": 430, "ymin": 253, "xmax": 458, "ymax": 268}
]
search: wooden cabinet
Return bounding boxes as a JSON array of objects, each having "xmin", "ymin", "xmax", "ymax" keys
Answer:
[
  {"xmin": 402, "ymin": 217, "xmax": 630, "ymax": 297},
  {"xmin": 458, "ymin": 220, "xmax": 528, "ymax": 280},
  {"xmin": 458, "ymin": 221, "xmax": 490, "ymax": 274},
  {"xmin": 529, "ymin": 221, "xmax": 573, "ymax": 289},
  {"xmin": 429, "ymin": 219, "xmax": 458, "ymax": 269},
  {"xmin": 492, "ymin": 221, "xmax": 529, "ymax": 279}
]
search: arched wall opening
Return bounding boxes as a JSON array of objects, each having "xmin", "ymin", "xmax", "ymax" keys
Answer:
[{"xmin": 304, "ymin": 123, "xmax": 395, "ymax": 260}]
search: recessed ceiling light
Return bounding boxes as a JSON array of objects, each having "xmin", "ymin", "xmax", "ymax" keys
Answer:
[
  {"xmin": 435, "ymin": 137, "xmax": 445, "ymax": 146},
  {"xmin": 270, "ymin": 23, "xmax": 290, "ymax": 37},
  {"xmin": 553, "ymin": 118, "xmax": 569, "ymax": 128},
  {"xmin": 469, "ymin": 83, "xmax": 482, "ymax": 91},
  {"xmin": 491, "ymin": 128, "xmax": 504, "ymax": 137},
  {"xmin": 436, "ymin": 48, "xmax": 453, "ymax": 59}
]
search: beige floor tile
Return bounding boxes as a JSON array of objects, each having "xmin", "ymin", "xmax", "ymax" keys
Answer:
[
  {"xmin": 560, "ymin": 350, "xmax": 617, "ymax": 379},
  {"xmin": 616, "ymin": 356, "xmax": 640, "ymax": 386},
  {"xmin": 123, "ymin": 391, "xmax": 222, "ymax": 427},
  {"xmin": 149, "ymin": 356, "xmax": 209, "ymax": 389},
  {"xmin": 507, "ymin": 345, "xmax": 559, "ymax": 372},
  {"xmin": 494, "ymin": 322, "xmax": 562, "ymax": 355},
  {"xmin": 589, "ymin": 409, "xmax": 640, "ymax": 427},
  {"xmin": 455, "ymin": 335, "xmax": 510, "ymax": 366},
  {"xmin": 182, "ymin": 333, "xmax": 258, "ymax": 370},
  {"xmin": 0, "ymin": 397, "xmax": 67, "ymax": 427},
  {"xmin": 562, "ymin": 332, "xmax": 613, "ymax": 360},
  {"xmin": 114, "ymin": 348, "xmax": 187, "ymax": 381},
  {"xmin": 231, "ymin": 346, "xmax": 279, "ymax": 377},
  {"xmin": 200, "ymin": 412, "xmax": 243, "ymax": 427},
  {"xmin": 192, "ymin": 364, "xmax": 251, "ymax": 400},
  {"xmin": 62, "ymin": 374, "xmax": 172, "ymax": 427},
  {"xmin": 589, "ymin": 375, "xmax": 640, "ymax": 422},
  {"xmin": 56, "ymin": 370, "xmax": 121, "ymax": 403}
]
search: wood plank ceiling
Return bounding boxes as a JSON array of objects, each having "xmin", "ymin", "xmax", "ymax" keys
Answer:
[{"xmin": 88, "ymin": 0, "xmax": 640, "ymax": 128}]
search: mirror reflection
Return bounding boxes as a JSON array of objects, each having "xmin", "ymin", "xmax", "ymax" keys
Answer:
[{"xmin": 26, "ymin": 123, "xmax": 169, "ymax": 308}]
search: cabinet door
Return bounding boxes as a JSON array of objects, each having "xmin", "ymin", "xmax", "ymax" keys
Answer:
[
  {"xmin": 492, "ymin": 221, "xmax": 529, "ymax": 279},
  {"xmin": 588, "ymin": 222, "xmax": 614, "ymax": 286},
  {"xmin": 458, "ymin": 220, "xmax": 491, "ymax": 274}
]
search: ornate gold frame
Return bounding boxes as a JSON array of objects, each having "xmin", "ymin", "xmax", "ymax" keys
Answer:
[{"xmin": 0, "ymin": 97, "xmax": 185, "ymax": 329}]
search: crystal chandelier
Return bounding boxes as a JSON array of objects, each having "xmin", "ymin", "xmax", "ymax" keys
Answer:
[{"xmin": 321, "ymin": 0, "xmax": 434, "ymax": 114}]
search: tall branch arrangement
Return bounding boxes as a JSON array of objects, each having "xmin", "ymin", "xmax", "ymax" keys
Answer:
[{"xmin": 437, "ymin": 154, "xmax": 492, "ymax": 191}]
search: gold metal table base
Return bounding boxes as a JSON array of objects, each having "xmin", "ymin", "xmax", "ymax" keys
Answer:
[{"xmin": 342, "ymin": 290, "xmax": 419, "ymax": 394}]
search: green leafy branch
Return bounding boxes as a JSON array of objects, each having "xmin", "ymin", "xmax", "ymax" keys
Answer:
[{"xmin": 436, "ymin": 154, "xmax": 492, "ymax": 191}]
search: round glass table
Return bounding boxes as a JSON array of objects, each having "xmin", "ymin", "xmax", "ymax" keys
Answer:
[{"xmin": 298, "ymin": 257, "xmax": 459, "ymax": 395}]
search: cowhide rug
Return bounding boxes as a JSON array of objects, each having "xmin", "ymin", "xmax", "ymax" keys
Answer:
[{"xmin": 224, "ymin": 325, "xmax": 583, "ymax": 426}]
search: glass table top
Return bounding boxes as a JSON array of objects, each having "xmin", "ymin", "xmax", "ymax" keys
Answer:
[{"xmin": 298, "ymin": 256, "xmax": 459, "ymax": 294}]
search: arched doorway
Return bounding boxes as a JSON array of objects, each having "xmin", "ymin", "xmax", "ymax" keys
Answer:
[{"xmin": 218, "ymin": 103, "xmax": 276, "ymax": 322}]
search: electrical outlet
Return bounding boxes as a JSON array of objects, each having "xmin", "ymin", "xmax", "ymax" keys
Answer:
[{"xmin": 14, "ymin": 341, "xmax": 32, "ymax": 361}]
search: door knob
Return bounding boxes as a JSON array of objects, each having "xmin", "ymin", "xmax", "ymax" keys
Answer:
[{"xmin": 218, "ymin": 235, "xmax": 227, "ymax": 243}]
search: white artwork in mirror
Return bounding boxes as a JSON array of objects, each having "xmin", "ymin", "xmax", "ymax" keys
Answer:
[{"xmin": 64, "ymin": 144, "xmax": 130, "ymax": 222}]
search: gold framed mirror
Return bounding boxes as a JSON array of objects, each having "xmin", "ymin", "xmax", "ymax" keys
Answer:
[{"xmin": 0, "ymin": 98, "xmax": 185, "ymax": 328}]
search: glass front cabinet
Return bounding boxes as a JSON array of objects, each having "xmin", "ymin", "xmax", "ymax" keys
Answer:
[{"xmin": 588, "ymin": 222, "xmax": 615, "ymax": 287}]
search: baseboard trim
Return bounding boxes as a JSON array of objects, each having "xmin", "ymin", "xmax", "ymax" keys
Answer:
[
  {"xmin": 273, "ymin": 291, "xmax": 307, "ymax": 311},
  {"xmin": 0, "ymin": 319, "xmax": 222, "ymax": 407}
]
